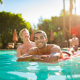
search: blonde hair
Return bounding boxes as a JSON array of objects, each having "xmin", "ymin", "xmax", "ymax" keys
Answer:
[{"xmin": 19, "ymin": 28, "xmax": 29, "ymax": 37}]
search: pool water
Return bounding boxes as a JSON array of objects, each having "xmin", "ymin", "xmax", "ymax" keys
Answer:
[{"xmin": 0, "ymin": 50, "xmax": 80, "ymax": 80}]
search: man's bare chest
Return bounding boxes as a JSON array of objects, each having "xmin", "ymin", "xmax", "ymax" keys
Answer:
[{"xmin": 21, "ymin": 46, "xmax": 34, "ymax": 55}]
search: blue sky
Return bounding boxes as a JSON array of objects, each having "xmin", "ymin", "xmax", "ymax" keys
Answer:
[{"xmin": 0, "ymin": 0, "xmax": 80, "ymax": 28}]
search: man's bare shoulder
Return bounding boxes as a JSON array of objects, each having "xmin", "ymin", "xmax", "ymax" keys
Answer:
[
  {"xmin": 28, "ymin": 47, "xmax": 38, "ymax": 55},
  {"xmin": 47, "ymin": 44, "xmax": 61, "ymax": 52},
  {"xmin": 47, "ymin": 44, "xmax": 59, "ymax": 48},
  {"xmin": 31, "ymin": 41, "xmax": 36, "ymax": 46},
  {"xmin": 53, "ymin": 44, "xmax": 60, "ymax": 48},
  {"xmin": 76, "ymin": 37, "xmax": 79, "ymax": 40},
  {"xmin": 17, "ymin": 45, "xmax": 23, "ymax": 51},
  {"xmin": 16, "ymin": 45, "xmax": 24, "ymax": 57}
]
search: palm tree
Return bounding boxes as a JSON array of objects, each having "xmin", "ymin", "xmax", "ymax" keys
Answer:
[
  {"xmin": 74, "ymin": 0, "xmax": 76, "ymax": 15},
  {"xmin": 63, "ymin": 0, "xmax": 66, "ymax": 39},
  {"xmin": 69, "ymin": 0, "xmax": 73, "ymax": 38}
]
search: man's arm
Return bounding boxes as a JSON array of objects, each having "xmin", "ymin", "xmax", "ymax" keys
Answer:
[
  {"xmin": 17, "ymin": 48, "xmax": 43, "ymax": 62},
  {"xmin": 17, "ymin": 52, "xmax": 59, "ymax": 63},
  {"xmin": 50, "ymin": 45, "xmax": 63, "ymax": 58},
  {"xmin": 17, "ymin": 54, "xmax": 44, "ymax": 62},
  {"xmin": 17, "ymin": 46, "xmax": 60, "ymax": 63},
  {"xmin": 38, "ymin": 52, "xmax": 59, "ymax": 63},
  {"xmin": 17, "ymin": 53, "xmax": 60, "ymax": 63},
  {"xmin": 17, "ymin": 53, "xmax": 33, "ymax": 61},
  {"xmin": 40, "ymin": 45, "xmax": 62, "ymax": 63},
  {"xmin": 16, "ymin": 47, "xmax": 22, "ymax": 57},
  {"xmin": 76, "ymin": 38, "xmax": 79, "ymax": 46}
]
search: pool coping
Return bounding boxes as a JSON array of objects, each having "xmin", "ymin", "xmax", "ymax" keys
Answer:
[
  {"xmin": 0, "ymin": 49, "xmax": 16, "ymax": 50},
  {"xmin": 61, "ymin": 47, "xmax": 80, "ymax": 50},
  {"xmin": 0, "ymin": 47, "xmax": 80, "ymax": 50}
]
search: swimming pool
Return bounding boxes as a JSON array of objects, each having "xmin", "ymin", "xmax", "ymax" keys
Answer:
[{"xmin": 0, "ymin": 50, "xmax": 80, "ymax": 80}]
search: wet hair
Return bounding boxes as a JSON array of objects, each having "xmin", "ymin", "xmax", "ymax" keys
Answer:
[
  {"xmin": 34, "ymin": 30, "xmax": 47, "ymax": 38},
  {"xmin": 19, "ymin": 28, "xmax": 29, "ymax": 37}
]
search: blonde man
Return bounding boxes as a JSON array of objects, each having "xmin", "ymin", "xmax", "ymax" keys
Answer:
[{"xmin": 16, "ymin": 28, "xmax": 36, "ymax": 57}]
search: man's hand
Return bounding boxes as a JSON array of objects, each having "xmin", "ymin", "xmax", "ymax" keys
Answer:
[
  {"xmin": 40, "ymin": 55, "xmax": 50, "ymax": 58},
  {"xmin": 17, "ymin": 55, "xmax": 33, "ymax": 61},
  {"xmin": 32, "ymin": 55, "xmax": 43, "ymax": 60}
]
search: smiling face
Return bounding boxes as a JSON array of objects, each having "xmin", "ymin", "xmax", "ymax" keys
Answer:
[
  {"xmin": 34, "ymin": 33, "xmax": 47, "ymax": 49},
  {"xmin": 20, "ymin": 30, "xmax": 30, "ymax": 41}
]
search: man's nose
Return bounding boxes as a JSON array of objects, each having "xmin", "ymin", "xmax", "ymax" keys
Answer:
[{"xmin": 37, "ymin": 38, "xmax": 41, "ymax": 41}]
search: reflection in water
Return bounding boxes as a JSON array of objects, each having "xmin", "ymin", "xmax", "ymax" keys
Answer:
[
  {"xmin": 58, "ymin": 57, "xmax": 80, "ymax": 80},
  {"xmin": 7, "ymin": 71, "xmax": 37, "ymax": 80},
  {"xmin": 0, "ymin": 50, "xmax": 80, "ymax": 80}
]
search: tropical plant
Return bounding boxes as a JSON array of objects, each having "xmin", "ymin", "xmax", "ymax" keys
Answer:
[{"xmin": 0, "ymin": 11, "xmax": 31, "ymax": 48}]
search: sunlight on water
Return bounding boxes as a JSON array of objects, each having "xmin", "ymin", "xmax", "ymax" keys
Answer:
[
  {"xmin": 7, "ymin": 71, "xmax": 37, "ymax": 80},
  {"xmin": 0, "ymin": 50, "xmax": 80, "ymax": 80}
]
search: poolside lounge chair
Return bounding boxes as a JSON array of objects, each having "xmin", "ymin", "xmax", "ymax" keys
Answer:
[
  {"xmin": 7, "ymin": 43, "xmax": 14, "ymax": 49},
  {"xmin": 60, "ymin": 40, "xmax": 68, "ymax": 48},
  {"xmin": 16, "ymin": 43, "xmax": 22, "ymax": 48}
]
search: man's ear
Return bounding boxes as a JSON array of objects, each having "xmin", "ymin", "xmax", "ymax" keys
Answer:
[{"xmin": 46, "ymin": 38, "xmax": 48, "ymax": 42}]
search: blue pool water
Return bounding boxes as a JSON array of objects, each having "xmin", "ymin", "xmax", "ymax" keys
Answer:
[{"xmin": 0, "ymin": 50, "xmax": 80, "ymax": 80}]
